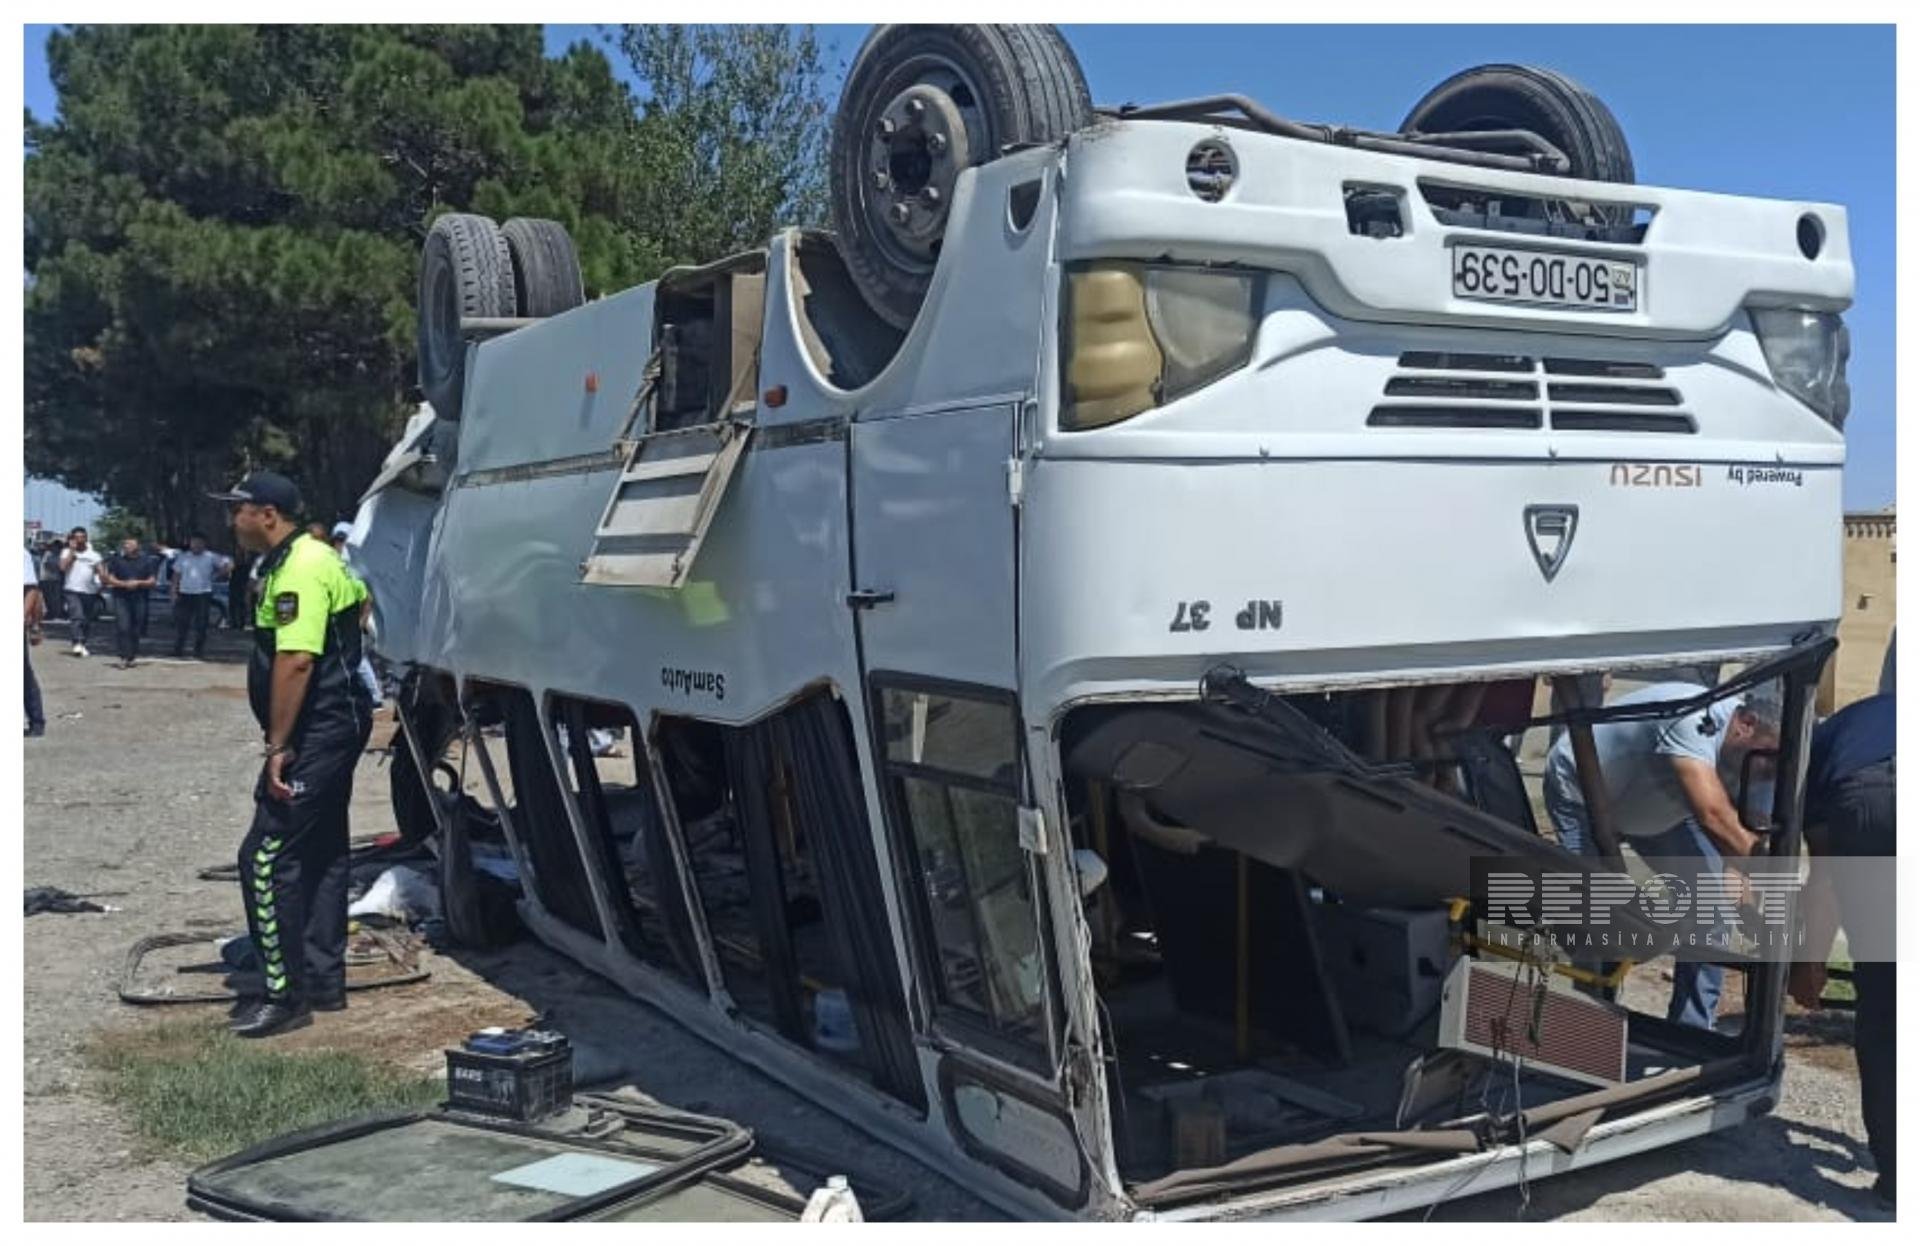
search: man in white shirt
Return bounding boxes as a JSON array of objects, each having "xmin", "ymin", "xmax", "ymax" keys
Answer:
[
  {"xmin": 170, "ymin": 533, "xmax": 231, "ymax": 660},
  {"xmin": 57, "ymin": 527, "xmax": 104, "ymax": 657}
]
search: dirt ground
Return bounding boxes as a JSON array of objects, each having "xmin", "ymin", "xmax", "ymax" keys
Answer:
[{"xmin": 21, "ymin": 624, "xmax": 1891, "ymax": 1222}]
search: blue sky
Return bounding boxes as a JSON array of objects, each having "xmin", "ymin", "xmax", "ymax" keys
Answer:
[{"xmin": 28, "ymin": 24, "xmax": 1894, "ymax": 506}]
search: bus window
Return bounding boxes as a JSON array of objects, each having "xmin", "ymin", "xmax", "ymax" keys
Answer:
[
  {"xmin": 877, "ymin": 682, "xmax": 1049, "ymax": 1058},
  {"xmin": 547, "ymin": 694, "xmax": 704, "ymax": 990}
]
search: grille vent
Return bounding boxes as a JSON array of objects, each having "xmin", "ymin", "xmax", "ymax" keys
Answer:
[{"xmin": 1369, "ymin": 352, "xmax": 1693, "ymax": 433}]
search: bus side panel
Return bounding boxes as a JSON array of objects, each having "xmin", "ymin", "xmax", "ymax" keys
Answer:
[{"xmin": 1021, "ymin": 456, "xmax": 1842, "ymax": 708}]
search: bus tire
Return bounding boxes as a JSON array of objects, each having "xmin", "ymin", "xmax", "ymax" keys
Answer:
[
  {"xmin": 1400, "ymin": 64, "xmax": 1635, "ymax": 185},
  {"xmin": 502, "ymin": 217, "xmax": 586, "ymax": 319},
  {"xmin": 830, "ymin": 24, "xmax": 1091, "ymax": 330},
  {"xmin": 416, "ymin": 212, "xmax": 514, "ymax": 421}
]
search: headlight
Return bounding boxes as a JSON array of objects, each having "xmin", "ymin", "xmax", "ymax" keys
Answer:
[
  {"xmin": 1751, "ymin": 307, "xmax": 1851, "ymax": 429},
  {"xmin": 1062, "ymin": 263, "xmax": 1260, "ymax": 431}
]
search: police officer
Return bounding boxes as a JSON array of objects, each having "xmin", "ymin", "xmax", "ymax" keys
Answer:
[{"xmin": 211, "ymin": 472, "xmax": 373, "ymax": 1037}]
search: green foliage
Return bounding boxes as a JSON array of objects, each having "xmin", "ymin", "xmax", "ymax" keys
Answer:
[
  {"xmin": 85, "ymin": 1017, "xmax": 443, "ymax": 1163},
  {"xmin": 94, "ymin": 505, "xmax": 156, "ymax": 547},
  {"xmin": 25, "ymin": 24, "xmax": 833, "ymax": 535},
  {"xmin": 614, "ymin": 24, "xmax": 833, "ymax": 262}
]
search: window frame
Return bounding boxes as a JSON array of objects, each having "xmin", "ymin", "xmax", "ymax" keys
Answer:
[
  {"xmin": 866, "ymin": 671, "xmax": 1061, "ymax": 1078},
  {"xmin": 454, "ymin": 678, "xmax": 608, "ymax": 942},
  {"xmin": 543, "ymin": 690, "xmax": 707, "ymax": 991}
]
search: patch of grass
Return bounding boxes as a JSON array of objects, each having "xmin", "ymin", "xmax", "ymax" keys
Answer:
[
  {"xmin": 1821, "ymin": 937, "xmax": 1859, "ymax": 1004},
  {"xmin": 84, "ymin": 1017, "xmax": 443, "ymax": 1163}
]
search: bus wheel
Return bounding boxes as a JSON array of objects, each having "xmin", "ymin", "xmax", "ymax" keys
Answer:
[
  {"xmin": 502, "ymin": 217, "xmax": 586, "ymax": 319},
  {"xmin": 1400, "ymin": 64, "xmax": 1635, "ymax": 185},
  {"xmin": 830, "ymin": 24, "xmax": 1091, "ymax": 330},
  {"xmin": 416, "ymin": 213, "xmax": 514, "ymax": 420}
]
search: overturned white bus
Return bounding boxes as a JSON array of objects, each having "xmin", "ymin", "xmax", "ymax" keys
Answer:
[{"xmin": 349, "ymin": 25, "xmax": 1851, "ymax": 1220}]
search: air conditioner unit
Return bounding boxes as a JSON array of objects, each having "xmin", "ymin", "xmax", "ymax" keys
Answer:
[{"xmin": 1436, "ymin": 957, "xmax": 1627, "ymax": 1087}]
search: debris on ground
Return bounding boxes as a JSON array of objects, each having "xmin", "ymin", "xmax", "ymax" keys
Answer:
[
  {"xmin": 348, "ymin": 864, "xmax": 442, "ymax": 924},
  {"xmin": 118, "ymin": 927, "xmax": 430, "ymax": 1006},
  {"xmin": 26, "ymin": 885, "xmax": 117, "ymax": 916}
]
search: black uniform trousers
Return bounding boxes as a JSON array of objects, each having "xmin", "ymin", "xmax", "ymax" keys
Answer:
[
  {"xmin": 111, "ymin": 589, "xmax": 148, "ymax": 662},
  {"xmin": 237, "ymin": 710, "xmax": 371, "ymax": 1004},
  {"xmin": 1829, "ymin": 758, "xmax": 1896, "ymax": 1196},
  {"xmin": 173, "ymin": 593, "xmax": 212, "ymax": 658}
]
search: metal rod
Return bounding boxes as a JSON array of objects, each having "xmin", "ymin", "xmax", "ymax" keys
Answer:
[
  {"xmin": 459, "ymin": 316, "xmax": 542, "ymax": 336},
  {"xmin": 393, "ymin": 700, "xmax": 453, "ymax": 839},
  {"xmin": 1552, "ymin": 675, "xmax": 1626, "ymax": 870},
  {"xmin": 1457, "ymin": 636, "xmax": 1838, "ymax": 737},
  {"xmin": 1086, "ymin": 780, "xmax": 1119, "ymax": 965},
  {"xmin": 1746, "ymin": 654, "xmax": 1824, "ymax": 1055},
  {"xmin": 1235, "ymin": 852, "xmax": 1251, "ymax": 1063},
  {"xmin": 1101, "ymin": 95, "xmax": 1568, "ymax": 174},
  {"xmin": 1403, "ymin": 129, "xmax": 1572, "ymax": 162}
]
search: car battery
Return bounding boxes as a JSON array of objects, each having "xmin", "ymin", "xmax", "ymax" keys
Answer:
[
  {"xmin": 445, "ymin": 1027, "xmax": 574, "ymax": 1122},
  {"xmin": 1311, "ymin": 903, "xmax": 1454, "ymax": 1039}
]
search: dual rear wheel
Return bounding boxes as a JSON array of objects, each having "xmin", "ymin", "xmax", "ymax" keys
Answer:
[
  {"xmin": 413, "ymin": 29, "xmax": 1638, "ymax": 397},
  {"xmin": 416, "ymin": 214, "xmax": 585, "ymax": 419}
]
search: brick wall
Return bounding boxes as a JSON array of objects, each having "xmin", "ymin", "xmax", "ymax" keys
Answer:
[{"xmin": 1819, "ymin": 510, "xmax": 1896, "ymax": 712}]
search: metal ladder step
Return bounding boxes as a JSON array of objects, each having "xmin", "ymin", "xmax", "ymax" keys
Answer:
[{"xmin": 619, "ymin": 451, "xmax": 718, "ymax": 485}]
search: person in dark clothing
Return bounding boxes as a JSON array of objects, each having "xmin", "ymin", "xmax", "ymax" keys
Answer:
[
  {"xmin": 25, "ymin": 547, "xmax": 46, "ymax": 737},
  {"xmin": 213, "ymin": 471, "xmax": 373, "ymax": 1038},
  {"xmin": 227, "ymin": 549, "xmax": 256, "ymax": 632},
  {"xmin": 1789, "ymin": 692, "xmax": 1895, "ymax": 1205},
  {"xmin": 101, "ymin": 535, "xmax": 162, "ymax": 669},
  {"xmin": 37, "ymin": 540, "xmax": 64, "ymax": 622}
]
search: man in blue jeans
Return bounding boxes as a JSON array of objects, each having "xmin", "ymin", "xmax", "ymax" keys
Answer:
[{"xmin": 1543, "ymin": 682, "xmax": 1782, "ymax": 1030}]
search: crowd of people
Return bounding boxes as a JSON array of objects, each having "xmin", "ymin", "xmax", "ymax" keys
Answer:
[
  {"xmin": 23, "ymin": 515, "xmax": 382, "ymax": 742},
  {"xmin": 28, "ymin": 526, "xmax": 255, "ymax": 666}
]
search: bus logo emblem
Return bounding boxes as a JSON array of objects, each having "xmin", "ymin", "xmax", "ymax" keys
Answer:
[{"xmin": 1523, "ymin": 505, "xmax": 1579, "ymax": 582}]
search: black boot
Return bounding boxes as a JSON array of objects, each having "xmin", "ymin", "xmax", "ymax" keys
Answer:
[
  {"xmin": 230, "ymin": 998, "xmax": 312, "ymax": 1038},
  {"xmin": 310, "ymin": 988, "xmax": 348, "ymax": 1012}
]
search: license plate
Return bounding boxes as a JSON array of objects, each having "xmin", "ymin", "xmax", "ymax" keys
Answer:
[{"xmin": 1451, "ymin": 244, "xmax": 1638, "ymax": 312}]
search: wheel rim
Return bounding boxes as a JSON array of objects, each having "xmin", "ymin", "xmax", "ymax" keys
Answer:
[{"xmin": 854, "ymin": 52, "xmax": 994, "ymax": 274}]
